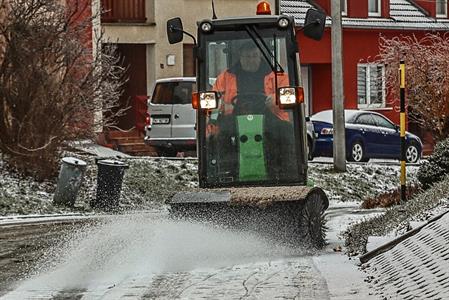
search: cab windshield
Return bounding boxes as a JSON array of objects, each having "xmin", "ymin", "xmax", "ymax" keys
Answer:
[{"xmin": 201, "ymin": 27, "xmax": 303, "ymax": 186}]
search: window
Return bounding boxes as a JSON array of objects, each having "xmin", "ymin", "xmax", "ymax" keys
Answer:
[
  {"xmin": 368, "ymin": 0, "xmax": 381, "ymax": 16},
  {"xmin": 357, "ymin": 64, "xmax": 385, "ymax": 108},
  {"xmin": 355, "ymin": 114, "xmax": 376, "ymax": 126},
  {"xmin": 371, "ymin": 114, "xmax": 396, "ymax": 130},
  {"xmin": 437, "ymin": 0, "xmax": 448, "ymax": 17},
  {"xmin": 152, "ymin": 81, "xmax": 196, "ymax": 105},
  {"xmin": 341, "ymin": 0, "xmax": 347, "ymax": 16}
]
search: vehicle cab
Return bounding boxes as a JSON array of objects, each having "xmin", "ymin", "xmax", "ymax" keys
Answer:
[{"xmin": 166, "ymin": 3, "xmax": 325, "ymax": 188}]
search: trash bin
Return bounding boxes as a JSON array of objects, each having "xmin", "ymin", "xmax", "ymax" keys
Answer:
[
  {"xmin": 92, "ymin": 159, "xmax": 129, "ymax": 210},
  {"xmin": 53, "ymin": 157, "xmax": 87, "ymax": 207}
]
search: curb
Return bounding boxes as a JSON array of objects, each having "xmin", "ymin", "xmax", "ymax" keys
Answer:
[{"xmin": 359, "ymin": 209, "xmax": 449, "ymax": 264}]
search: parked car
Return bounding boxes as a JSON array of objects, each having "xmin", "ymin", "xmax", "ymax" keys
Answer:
[
  {"xmin": 144, "ymin": 77, "xmax": 316, "ymax": 157},
  {"xmin": 310, "ymin": 109, "xmax": 422, "ymax": 163},
  {"xmin": 144, "ymin": 77, "xmax": 197, "ymax": 156}
]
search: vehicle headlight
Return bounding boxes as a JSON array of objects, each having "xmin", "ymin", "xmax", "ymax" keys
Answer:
[
  {"xmin": 278, "ymin": 17, "xmax": 289, "ymax": 28},
  {"xmin": 200, "ymin": 21, "xmax": 213, "ymax": 33},
  {"xmin": 199, "ymin": 92, "xmax": 218, "ymax": 109},
  {"xmin": 278, "ymin": 86, "xmax": 304, "ymax": 107},
  {"xmin": 279, "ymin": 87, "xmax": 296, "ymax": 105},
  {"xmin": 320, "ymin": 128, "xmax": 334, "ymax": 135}
]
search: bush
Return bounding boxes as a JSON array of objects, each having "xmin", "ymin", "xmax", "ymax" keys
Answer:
[
  {"xmin": 0, "ymin": 0, "xmax": 126, "ymax": 180},
  {"xmin": 361, "ymin": 184, "xmax": 421, "ymax": 209},
  {"xmin": 417, "ymin": 138, "xmax": 449, "ymax": 189}
]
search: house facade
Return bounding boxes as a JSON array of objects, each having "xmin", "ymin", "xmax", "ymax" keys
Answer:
[
  {"xmin": 97, "ymin": 0, "xmax": 276, "ymax": 130},
  {"xmin": 282, "ymin": 0, "xmax": 449, "ymax": 152},
  {"xmin": 97, "ymin": 0, "xmax": 449, "ymax": 153}
]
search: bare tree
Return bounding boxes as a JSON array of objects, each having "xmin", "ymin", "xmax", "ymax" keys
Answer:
[
  {"xmin": 0, "ymin": 0, "xmax": 127, "ymax": 180},
  {"xmin": 376, "ymin": 33, "xmax": 449, "ymax": 142}
]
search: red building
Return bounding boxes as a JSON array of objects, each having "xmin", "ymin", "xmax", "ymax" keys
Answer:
[{"xmin": 282, "ymin": 0, "xmax": 449, "ymax": 153}]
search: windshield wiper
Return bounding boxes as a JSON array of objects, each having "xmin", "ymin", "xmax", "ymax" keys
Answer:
[{"xmin": 244, "ymin": 25, "xmax": 284, "ymax": 73}]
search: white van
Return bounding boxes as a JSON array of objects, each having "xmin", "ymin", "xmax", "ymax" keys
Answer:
[{"xmin": 144, "ymin": 77, "xmax": 197, "ymax": 156}]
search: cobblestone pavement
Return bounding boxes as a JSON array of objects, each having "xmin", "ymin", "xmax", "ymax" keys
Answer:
[
  {"xmin": 364, "ymin": 212, "xmax": 449, "ymax": 300},
  {"xmin": 140, "ymin": 258, "xmax": 329, "ymax": 299},
  {"xmin": 1, "ymin": 213, "xmax": 333, "ymax": 299},
  {"xmin": 3, "ymin": 258, "xmax": 330, "ymax": 299},
  {"xmin": 1, "ymin": 206, "xmax": 381, "ymax": 299}
]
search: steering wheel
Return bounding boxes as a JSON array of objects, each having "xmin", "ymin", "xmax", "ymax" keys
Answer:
[{"xmin": 230, "ymin": 93, "xmax": 268, "ymax": 115}]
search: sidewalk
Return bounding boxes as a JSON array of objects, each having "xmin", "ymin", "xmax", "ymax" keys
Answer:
[
  {"xmin": 363, "ymin": 211, "xmax": 449, "ymax": 299},
  {"xmin": 69, "ymin": 140, "xmax": 130, "ymax": 158}
]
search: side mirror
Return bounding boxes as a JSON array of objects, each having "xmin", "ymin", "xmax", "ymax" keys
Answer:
[
  {"xmin": 303, "ymin": 9, "xmax": 326, "ymax": 41},
  {"xmin": 167, "ymin": 17, "xmax": 184, "ymax": 44},
  {"xmin": 395, "ymin": 124, "xmax": 400, "ymax": 132},
  {"xmin": 305, "ymin": 116, "xmax": 311, "ymax": 122}
]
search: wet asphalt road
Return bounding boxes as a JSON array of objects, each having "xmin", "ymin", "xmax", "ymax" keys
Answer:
[{"xmin": 0, "ymin": 207, "xmax": 377, "ymax": 299}]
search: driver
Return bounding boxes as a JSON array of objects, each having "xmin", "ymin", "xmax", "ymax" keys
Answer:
[
  {"xmin": 213, "ymin": 41, "xmax": 288, "ymax": 121},
  {"xmin": 210, "ymin": 41, "xmax": 289, "ymax": 123},
  {"xmin": 207, "ymin": 42, "xmax": 296, "ymax": 180}
]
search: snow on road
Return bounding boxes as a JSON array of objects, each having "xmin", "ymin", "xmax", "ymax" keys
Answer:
[{"xmin": 2, "ymin": 206, "xmax": 380, "ymax": 299}]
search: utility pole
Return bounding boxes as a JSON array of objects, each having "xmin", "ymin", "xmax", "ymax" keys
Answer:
[
  {"xmin": 331, "ymin": 0, "xmax": 346, "ymax": 172},
  {"xmin": 275, "ymin": 0, "xmax": 280, "ymax": 14}
]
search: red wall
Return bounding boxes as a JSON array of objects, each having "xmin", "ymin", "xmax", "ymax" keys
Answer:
[
  {"xmin": 381, "ymin": 0, "xmax": 390, "ymax": 18},
  {"xmin": 347, "ymin": 0, "xmax": 368, "ymax": 18},
  {"xmin": 310, "ymin": 64, "xmax": 332, "ymax": 113},
  {"xmin": 297, "ymin": 27, "xmax": 428, "ymax": 125},
  {"xmin": 313, "ymin": 0, "xmax": 389, "ymax": 18},
  {"xmin": 298, "ymin": 28, "xmax": 331, "ymax": 63},
  {"xmin": 67, "ymin": 0, "xmax": 93, "ymax": 49},
  {"xmin": 414, "ymin": 0, "xmax": 436, "ymax": 17}
]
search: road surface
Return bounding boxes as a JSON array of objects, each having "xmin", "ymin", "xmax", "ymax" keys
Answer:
[{"xmin": 1, "ymin": 207, "xmax": 377, "ymax": 299}]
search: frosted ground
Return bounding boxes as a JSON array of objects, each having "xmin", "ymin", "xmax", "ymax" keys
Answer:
[
  {"xmin": 0, "ymin": 150, "xmax": 420, "ymax": 216},
  {"xmin": 1, "ymin": 145, "xmax": 449, "ymax": 298}
]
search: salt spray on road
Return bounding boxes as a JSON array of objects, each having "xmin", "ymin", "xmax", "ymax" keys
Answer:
[{"xmin": 3, "ymin": 212, "xmax": 299, "ymax": 298}]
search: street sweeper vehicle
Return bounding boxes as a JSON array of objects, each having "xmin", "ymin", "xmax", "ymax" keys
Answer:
[{"xmin": 166, "ymin": 2, "xmax": 329, "ymax": 248}]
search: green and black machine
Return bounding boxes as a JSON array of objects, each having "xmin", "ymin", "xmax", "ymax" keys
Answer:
[{"xmin": 167, "ymin": 2, "xmax": 329, "ymax": 248}]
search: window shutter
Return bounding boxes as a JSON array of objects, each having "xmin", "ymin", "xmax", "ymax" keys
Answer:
[{"xmin": 357, "ymin": 65, "xmax": 367, "ymax": 105}]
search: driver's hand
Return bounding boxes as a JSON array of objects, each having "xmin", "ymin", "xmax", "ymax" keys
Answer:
[
  {"xmin": 206, "ymin": 123, "xmax": 219, "ymax": 138},
  {"xmin": 265, "ymin": 95, "xmax": 274, "ymax": 107}
]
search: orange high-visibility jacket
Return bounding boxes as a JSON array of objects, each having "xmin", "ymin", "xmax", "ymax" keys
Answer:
[{"xmin": 212, "ymin": 69, "xmax": 290, "ymax": 121}]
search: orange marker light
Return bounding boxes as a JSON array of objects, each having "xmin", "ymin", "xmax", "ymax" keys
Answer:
[
  {"xmin": 296, "ymin": 87, "xmax": 304, "ymax": 104},
  {"xmin": 192, "ymin": 92, "xmax": 199, "ymax": 109},
  {"xmin": 256, "ymin": 1, "xmax": 271, "ymax": 15}
]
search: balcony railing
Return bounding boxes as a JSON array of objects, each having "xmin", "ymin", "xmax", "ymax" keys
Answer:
[{"xmin": 101, "ymin": 0, "xmax": 146, "ymax": 23}]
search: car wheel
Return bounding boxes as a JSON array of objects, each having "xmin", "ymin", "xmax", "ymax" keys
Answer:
[
  {"xmin": 405, "ymin": 143, "xmax": 420, "ymax": 163},
  {"xmin": 349, "ymin": 141, "xmax": 368, "ymax": 162},
  {"xmin": 307, "ymin": 138, "xmax": 314, "ymax": 161}
]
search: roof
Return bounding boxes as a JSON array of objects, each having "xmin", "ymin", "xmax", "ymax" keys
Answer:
[{"xmin": 281, "ymin": 0, "xmax": 449, "ymax": 30}]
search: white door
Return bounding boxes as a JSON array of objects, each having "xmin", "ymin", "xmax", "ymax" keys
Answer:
[{"xmin": 171, "ymin": 81, "xmax": 196, "ymax": 140}]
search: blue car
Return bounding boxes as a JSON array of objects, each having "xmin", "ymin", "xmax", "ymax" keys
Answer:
[{"xmin": 310, "ymin": 110, "xmax": 422, "ymax": 163}]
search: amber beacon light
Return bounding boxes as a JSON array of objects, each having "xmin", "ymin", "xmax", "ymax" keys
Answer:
[{"xmin": 256, "ymin": 1, "xmax": 272, "ymax": 15}]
